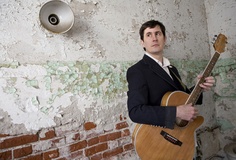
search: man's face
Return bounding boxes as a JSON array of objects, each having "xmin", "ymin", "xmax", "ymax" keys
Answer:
[{"xmin": 141, "ymin": 25, "xmax": 166, "ymax": 55}]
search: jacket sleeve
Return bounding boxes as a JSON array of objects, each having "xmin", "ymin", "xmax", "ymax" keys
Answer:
[{"xmin": 126, "ymin": 66, "xmax": 176, "ymax": 129}]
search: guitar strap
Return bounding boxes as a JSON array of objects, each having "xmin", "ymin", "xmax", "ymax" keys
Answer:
[{"xmin": 168, "ymin": 67, "xmax": 190, "ymax": 93}]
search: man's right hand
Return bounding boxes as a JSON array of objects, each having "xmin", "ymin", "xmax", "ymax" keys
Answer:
[{"xmin": 176, "ymin": 103, "xmax": 198, "ymax": 121}]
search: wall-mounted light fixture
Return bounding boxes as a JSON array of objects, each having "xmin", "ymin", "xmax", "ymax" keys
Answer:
[{"xmin": 39, "ymin": 0, "xmax": 74, "ymax": 33}]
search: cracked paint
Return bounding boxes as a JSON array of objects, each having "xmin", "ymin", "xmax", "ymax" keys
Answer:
[
  {"xmin": 0, "ymin": 61, "xmax": 130, "ymax": 132},
  {"xmin": 0, "ymin": 57, "xmax": 235, "ymax": 132}
]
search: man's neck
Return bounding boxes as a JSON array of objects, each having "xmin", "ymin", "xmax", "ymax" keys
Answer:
[{"xmin": 146, "ymin": 52, "xmax": 163, "ymax": 63}]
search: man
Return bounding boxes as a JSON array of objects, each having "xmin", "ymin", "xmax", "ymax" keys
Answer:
[{"xmin": 126, "ymin": 20, "xmax": 215, "ymax": 129}]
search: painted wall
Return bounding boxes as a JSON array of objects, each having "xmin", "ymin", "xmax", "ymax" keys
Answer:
[
  {"xmin": 0, "ymin": 0, "xmax": 235, "ymax": 159},
  {"xmin": 204, "ymin": 0, "xmax": 236, "ymax": 159}
]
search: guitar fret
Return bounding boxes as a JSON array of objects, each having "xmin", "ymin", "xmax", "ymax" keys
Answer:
[{"xmin": 187, "ymin": 52, "xmax": 220, "ymax": 105}]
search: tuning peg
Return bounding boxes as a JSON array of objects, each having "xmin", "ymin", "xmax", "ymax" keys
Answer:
[
  {"xmin": 211, "ymin": 35, "xmax": 218, "ymax": 44},
  {"xmin": 212, "ymin": 35, "xmax": 218, "ymax": 40}
]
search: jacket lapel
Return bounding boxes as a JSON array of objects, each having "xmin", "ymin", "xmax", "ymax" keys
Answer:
[{"xmin": 142, "ymin": 55, "xmax": 179, "ymax": 90}]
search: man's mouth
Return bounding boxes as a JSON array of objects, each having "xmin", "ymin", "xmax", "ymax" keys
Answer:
[{"xmin": 152, "ymin": 44, "xmax": 159, "ymax": 47}]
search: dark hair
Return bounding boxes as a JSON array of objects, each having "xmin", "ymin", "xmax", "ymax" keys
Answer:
[{"xmin": 139, "ymin": 20, "xmax": 166, "ymax": 41}]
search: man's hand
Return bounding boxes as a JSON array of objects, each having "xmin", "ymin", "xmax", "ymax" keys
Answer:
[
  {"xmin": 198, "ymin": 75, "xmax": 215, "ymax": 91},
  {"xmin": 176, "ymin": 103, "xmax": 198, "ymax": 121}
]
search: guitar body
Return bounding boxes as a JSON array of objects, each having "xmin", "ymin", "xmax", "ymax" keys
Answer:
[{"xmin": 132, "ymin": 91, "xmax": 204, "ymax": 160}]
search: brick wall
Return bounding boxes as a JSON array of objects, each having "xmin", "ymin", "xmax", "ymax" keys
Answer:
[{"xmin": 0, "ymin": 115, "xmax": 134, "ymax": 160}]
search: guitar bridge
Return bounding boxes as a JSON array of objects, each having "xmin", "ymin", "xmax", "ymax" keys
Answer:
[{"xmin": 160, "ymin": 130, "xmax": 182, "ymax": 146}]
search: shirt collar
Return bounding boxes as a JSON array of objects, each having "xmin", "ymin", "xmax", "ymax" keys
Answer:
[{"xmin": 145, "ymin": 52, "xmax": 171, "ymax": 67}]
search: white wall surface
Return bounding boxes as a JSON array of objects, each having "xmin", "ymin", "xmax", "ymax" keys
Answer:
[
  {"xmin": 0, "ymin": 0, "xmax": 209, "ymax": 133},
  {"xmin": 205, "ymin": 0, "xmax": 236, "ymax": 158}
]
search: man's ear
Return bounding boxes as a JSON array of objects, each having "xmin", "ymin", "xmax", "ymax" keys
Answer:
[
  {"xmin": 140, "ymin": 40, "xmax": 146, "ymax": 51},
  {"xmin": 140, "ymin": 40, "xmax": 144, "ymax": 47}
]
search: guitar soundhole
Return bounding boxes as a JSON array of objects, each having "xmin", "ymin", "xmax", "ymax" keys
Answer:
[{"xmin": 176, "ymin": 118, "xmax": 189, "ymax": 127}]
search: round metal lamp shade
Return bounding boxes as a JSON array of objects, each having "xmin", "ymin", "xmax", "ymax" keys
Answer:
[{"xmin": 39, "ymin": 1, "xmax": 74, "ymax": 33}]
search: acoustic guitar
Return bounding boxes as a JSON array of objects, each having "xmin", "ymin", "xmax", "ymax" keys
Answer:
[{"xmin": 132, "ymin": 34, "xmax": 227, "ymax": 160}]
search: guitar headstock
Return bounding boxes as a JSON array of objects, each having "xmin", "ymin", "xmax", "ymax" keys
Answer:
[{"xmin": 213, "ymin": 34, "xmax": 227, "ymax": 53}]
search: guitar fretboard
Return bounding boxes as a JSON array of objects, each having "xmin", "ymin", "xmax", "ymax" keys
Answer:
[{"xmin": 186, "ymin": 52, "xmax": 220, "ymax": 105}]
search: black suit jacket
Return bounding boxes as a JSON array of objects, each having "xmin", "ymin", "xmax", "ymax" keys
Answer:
[{"xmin": 126, "ymin": 55, "xmax": 202, "ymax": 129}]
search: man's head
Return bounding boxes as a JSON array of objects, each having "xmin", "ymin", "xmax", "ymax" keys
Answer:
[
  {"xmin": 139, "ymin": 20, "xmax": 166, "ymax": 55},
  {"xmin": 139, "ymin": 20, "xmax": 166, "ymax": 41}
]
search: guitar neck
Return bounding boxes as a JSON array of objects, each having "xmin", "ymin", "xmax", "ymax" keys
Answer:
[{"xmin": 186, "ymin": 52, "xmax": 220, "ymax": 105}]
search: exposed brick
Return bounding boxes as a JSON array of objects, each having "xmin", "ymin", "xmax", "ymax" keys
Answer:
[
  {"xmin": 0, "ymin": 134, "xmax": 38, "ymax": 149},
  {"xmin": 116, "ymin": 122, "xmax": 129, "ymax": 130},
  {"xmin": 40, "ymin": 129, "xmax": 56, "ymax": 140},
  {"xmin": 21, "ymin": 154, "xmax": 42, "ymax": 160},
  {"xmin": 13, "ymin": 145, "xmax": 32, "ymax": 158},
  {"xmin": 70, "ymin": 140, "xmax": 87, "ymax": 152},
  {"xmin": 123, "ymin": 143, "xmax": 134, "ymax": 151},
  {"xmin": 99, "ymin": 132, "xmax": 122, "ymax": 143},
  {"xmin": 107, "ymin": 131, "xmax": 121, "ymax": 141},
  {"xmin": 72, "ymin": 132, "xmax": 80, "ymax": 141},
  {"xmin": 94, "ymin": 143, "xmax": 108, "ymax": 153},
  {"xmin": 87, "ymin": 137, "xmax": 99, "ymax": 146},
  {"xmin": 90, "ymin": 153, "xmax": 102, "ymax": 160},
  {"xmin": 0, "ymin": 150, "xmax": 12, "ymax": 160},
  {"xmin": 119, "ymin": 115, "xmax": 123, "ymax": 121},
  {"xmin": 43, "ymin": 149, "xmax": 59, "ymax": 160},
  {"xmin": 85, "ymin": 143, "xmax": 108, "ymax": 156},
  {"xmin": 85, "ymin": 146, "xmax": 96, "ymax": 156},
  {"xmin": 119, "ymin": 115, "xmax": 127, "ymax": 121},
  {"xmin": 0, "ymin": 134, "xmax": 9, "ymax": 138},
  {"xmin": 98, "ymin": 134, "xmax": 108, "ymax": 142},
  {"xmin": 121, "ymin": 129, "xmax": 130, "ymax": 137},
  {"xmin": 103, "ymin": 147, "xmax": 123, "ymax": 158},
  {"xmin": 84, "ymin": 122, "xmax": 97, "ymax": 131}
]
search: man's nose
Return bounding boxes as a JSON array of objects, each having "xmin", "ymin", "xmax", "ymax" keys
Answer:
[{"xmin": 152, "ymin": 34, "xmax": 158, "ymax": 41}]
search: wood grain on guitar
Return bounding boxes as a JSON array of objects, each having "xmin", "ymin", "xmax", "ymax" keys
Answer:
[{"xmin": 132, "ymin": 34, "xmax": 227, "ymax": 160}]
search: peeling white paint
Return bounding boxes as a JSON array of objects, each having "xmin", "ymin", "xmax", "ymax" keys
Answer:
[{"xmin": 0, "ymin": 65, "xmax": 47, "ymax": 78}]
